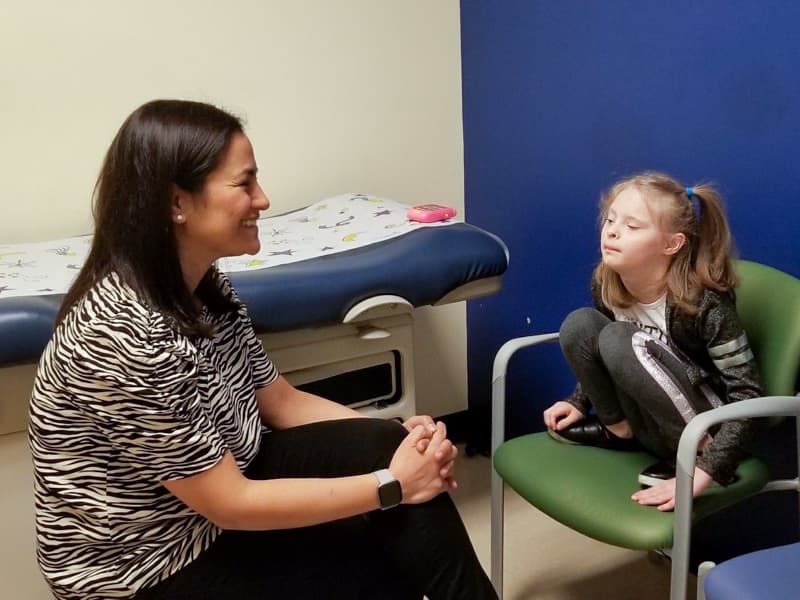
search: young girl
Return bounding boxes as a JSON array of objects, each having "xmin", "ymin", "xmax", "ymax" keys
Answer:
[{"xmin": 542, "ymin": 172, "xmax": 762, "ymax": 512}]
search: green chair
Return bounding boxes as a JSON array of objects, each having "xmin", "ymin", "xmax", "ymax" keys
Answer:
[{"xmin": 490, "ymin": 260, "xmax": 800, "ymax": 600}]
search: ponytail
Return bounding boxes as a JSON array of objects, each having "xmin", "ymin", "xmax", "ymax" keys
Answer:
[{"xmin": 667, "ymin": 184, "xmax": 737, "ymax": 313}]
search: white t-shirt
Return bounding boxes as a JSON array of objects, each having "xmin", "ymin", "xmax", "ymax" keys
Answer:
[{"xmin": 612, "ymin": 293, "xmax": 668, "ymax": 342}]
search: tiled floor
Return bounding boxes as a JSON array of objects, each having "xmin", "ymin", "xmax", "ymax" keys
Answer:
[{"xmin": 0, "ymin": 433, "xmax": 694, "ymax": 599}]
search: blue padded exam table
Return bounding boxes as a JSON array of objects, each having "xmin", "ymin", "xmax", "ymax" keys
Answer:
[
  {"xmin": 0, "ymin": 222, "xmax": 507, "ymax": 365},
  {"xmin": 1, "ymin": 196, "xmax": 508, "ymax": 425}
]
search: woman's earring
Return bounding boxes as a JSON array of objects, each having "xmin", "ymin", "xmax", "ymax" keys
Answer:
[{"xmin": 175, "ymin": 214, "xmax": 186, "ymax": 224}]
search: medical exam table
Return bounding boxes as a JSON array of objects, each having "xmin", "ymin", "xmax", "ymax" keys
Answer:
[{"xmin": 0, "ymin": 194, "xmax": 508, "ymax": 434}]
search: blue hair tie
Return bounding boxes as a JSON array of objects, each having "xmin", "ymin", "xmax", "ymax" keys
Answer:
[{"xmin": 685, "ymin": 186, "xmax": 701, "ymax": 223}]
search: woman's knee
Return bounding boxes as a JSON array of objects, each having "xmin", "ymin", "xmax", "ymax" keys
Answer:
[{"xmin": 353, "ymin": 418, "xmax": 407, "ymax": 462}]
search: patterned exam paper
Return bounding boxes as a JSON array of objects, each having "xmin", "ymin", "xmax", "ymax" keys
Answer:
[
  {"xmin": 0, "ymin": 194, "xmax": 459, "ymax": 299},
  {"xmin": 0, "ymin": 235, "xmax": 93, "ymax": 298}
]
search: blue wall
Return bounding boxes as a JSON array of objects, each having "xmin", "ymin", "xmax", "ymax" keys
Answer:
[{"xmin": 461, "ymin": 1, "xmax": 800, "ymax": 442}]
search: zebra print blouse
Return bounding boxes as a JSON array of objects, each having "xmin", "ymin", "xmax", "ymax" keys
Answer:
[{"xmin": 29, "ymin": 271, "xmax": 278, "ymax": 599}]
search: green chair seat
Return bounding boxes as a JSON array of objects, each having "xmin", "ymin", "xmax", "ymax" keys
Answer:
[{"xmin": 494, "ymin": 432, "xmax": 769, "ymax": 550}]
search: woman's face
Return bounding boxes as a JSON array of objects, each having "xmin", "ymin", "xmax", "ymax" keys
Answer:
[{"xmin": 173, "ymin": 132, "xmax": 269, "ymax": 274}]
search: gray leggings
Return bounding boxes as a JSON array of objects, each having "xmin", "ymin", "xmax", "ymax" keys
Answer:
[{"xmin": 559, "ymin": 307, "xmax": 721, "ymax": 460}]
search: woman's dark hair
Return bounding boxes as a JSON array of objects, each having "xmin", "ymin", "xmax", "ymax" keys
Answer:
[{"xmin": 57, "ymin": 99, "xmax": 244, "ymax": 336}]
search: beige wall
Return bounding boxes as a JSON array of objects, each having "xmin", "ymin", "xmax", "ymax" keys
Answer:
[{"xmin": 0, "ymin": 1, "xmax": 468, "ymax": 421}]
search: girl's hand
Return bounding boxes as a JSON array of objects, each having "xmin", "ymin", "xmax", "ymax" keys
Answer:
[
  {"xmin": 630, "ymin": 467, "xmax": 715, "ymax": 512},
  {"xmin": 389, "ymin": 422, "xmax": 458, "ymax": 504},
  {"xmin": 543, "ymin": 400, "xmax": 585, "ymax": 431}
]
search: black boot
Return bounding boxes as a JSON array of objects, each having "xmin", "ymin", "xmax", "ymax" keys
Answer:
[{"xmin": 548, "ymin": 415, "xmax": 640, "ymax": 451}]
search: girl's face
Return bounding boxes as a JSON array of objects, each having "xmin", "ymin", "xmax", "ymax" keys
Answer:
[
  {"xmin": 600, "ymin": 185, "xmax": 684, "ymax": 280},
  {"xmin": 173, "ymin": 132, "xmax": 270, "ymax": 274}
]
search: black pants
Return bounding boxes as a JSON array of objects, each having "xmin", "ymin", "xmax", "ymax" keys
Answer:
[
  {"xmin": 559, "ymin": 308, "xmax": 720, "ymax": 460},
  {"xmin": 135, "ymin": 418, "xmax": 497, "ymax": 600}
]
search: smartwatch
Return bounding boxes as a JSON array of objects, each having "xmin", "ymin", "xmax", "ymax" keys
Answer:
[{"xmin": 374, "ymin": 468, "xmax": 403, "ymax": 510}]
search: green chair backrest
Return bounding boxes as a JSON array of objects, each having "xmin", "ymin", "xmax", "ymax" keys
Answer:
[{"xmin": 735, "ymin": 260, "xmax": 800, "ymax": 397}]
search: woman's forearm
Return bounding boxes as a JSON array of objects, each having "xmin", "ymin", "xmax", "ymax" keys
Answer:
[
  {"xmin": 265, "ymin": 389, "xmax": 362, "ymax": 429},
  {"xmin": 163, "ymin": 452, "xmax": 381, "ymax": 530},
  {"xmin": 256, "ymin": 376, "xmax": 362, "ymax": 429},
  {"xmin": 227, "ymin": 472, "xmax": 380, "ymax": 530}
]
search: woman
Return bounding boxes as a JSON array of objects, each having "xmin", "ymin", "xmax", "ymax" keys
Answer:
[{"xmin": 29, "ymin": 99, "xmax": 496, "ymax": 599}]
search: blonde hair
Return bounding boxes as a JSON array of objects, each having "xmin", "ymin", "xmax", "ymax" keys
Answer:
[{"xmin": 593, "ymin": 171, "xmax": 738, "ymax": 314}]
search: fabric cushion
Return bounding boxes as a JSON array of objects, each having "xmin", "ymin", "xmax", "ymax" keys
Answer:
[{"xmin": 704, "ymin": 542, "xmax": 800, "ymax": 600}]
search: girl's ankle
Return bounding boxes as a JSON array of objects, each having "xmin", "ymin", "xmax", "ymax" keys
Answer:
[{"xmin": 606, "ymin": 421, "xmax": 633, "ymax": 439}]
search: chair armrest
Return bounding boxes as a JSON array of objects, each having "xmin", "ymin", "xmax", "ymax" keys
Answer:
[
  {"xmin": 670, "ymin": 395, "xmax": 800, "ymax": 600},
  {"xmin": 676, "ymin": 395, "xmax": 800, "ymax": 480},
  {"xmin": 491, "ymin": 333, "xmax": 559, "ymax": 455}
]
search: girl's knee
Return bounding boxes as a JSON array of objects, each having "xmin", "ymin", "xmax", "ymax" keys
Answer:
[
  {"xmin": 597, "ymin": 321, "xmax": 638, "ymax": 364},
  {"xmin": 598, "ymin": 319, "xmax": 635, "ymax": 342},
  {"xmin": 559, "ymin": 307, "xmax": 608, "ymax": 348}
]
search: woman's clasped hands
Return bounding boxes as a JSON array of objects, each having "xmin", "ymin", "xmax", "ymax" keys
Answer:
[{"xmin": 388, "ymin": 416, "xmax": 459, "ymax": 505}]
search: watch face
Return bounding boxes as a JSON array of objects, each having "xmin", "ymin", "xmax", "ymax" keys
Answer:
[{"xmin": 378, "ymin": 479, "xmax": 403, "ymax": 509}]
